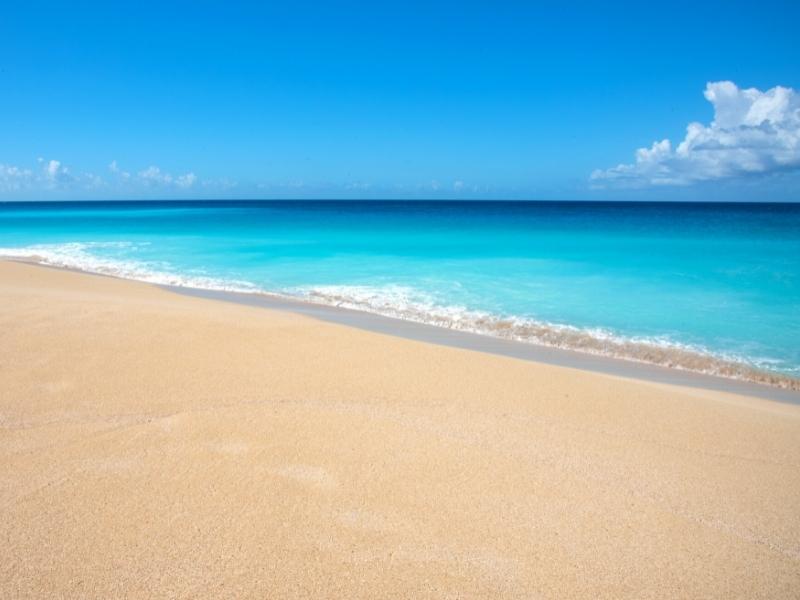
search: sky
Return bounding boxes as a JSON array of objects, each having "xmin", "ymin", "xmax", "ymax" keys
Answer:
[{"xmin": 1, "ymin": 0, "xmax": 799, "ymax": 201}]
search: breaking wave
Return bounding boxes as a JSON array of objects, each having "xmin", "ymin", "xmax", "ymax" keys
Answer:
[
  {"xmin": 295, "ymin": 285, "xmax": 799, "ymax": 390},
  {"xmin": 2, "ymin": 242, "xmax": 798, "ymax": 391},
  {"xmin": 0, "ymin": 242, "xmax": 260, "ymax": 293}
]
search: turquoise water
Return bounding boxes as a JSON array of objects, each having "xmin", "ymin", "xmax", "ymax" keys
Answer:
[{"xmin": 1, "ymin": 201, "xmax": 799, "ymax": 386}]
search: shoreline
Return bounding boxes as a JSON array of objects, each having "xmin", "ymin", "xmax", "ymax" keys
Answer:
[
  {"xmin": 3, "ymin": 259, "xmax": 800, "ymax": 597},
  {"xmin": 1, "ymin": 200, "xmax": 798, "ymax": 395},
  {"xmin": 0, "ymin": 249, "xmax": 800, "ymax": 394},
  {"xmin": 171, "ymin": 284, "xmax": 800, "ymax": 404},
  {"xmin": 7, "ymin": 258, "xmax": 797, "ymax": 402}
]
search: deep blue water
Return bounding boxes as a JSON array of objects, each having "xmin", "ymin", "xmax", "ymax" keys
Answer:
[{"xmin": 2, "ymin": 201, "xmax": 799, "ymax": 383}]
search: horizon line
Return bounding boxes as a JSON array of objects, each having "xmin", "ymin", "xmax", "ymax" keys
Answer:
[{"xmin": 2, "ymin": 198, "xmax": 800, "ymax": 205}]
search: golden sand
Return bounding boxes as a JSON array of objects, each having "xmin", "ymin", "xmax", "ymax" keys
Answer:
[{"xmin": 1, "ymin": 260, "xmax": 799, "ymax": 598}]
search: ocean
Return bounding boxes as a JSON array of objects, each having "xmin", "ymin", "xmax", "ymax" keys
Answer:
[{"xmin": 1, "ymin": 200, "xmax": 798, "ymax": 387}]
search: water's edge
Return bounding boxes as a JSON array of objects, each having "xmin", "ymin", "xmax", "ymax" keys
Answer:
[
  {"xmin": 6, "ymin": 254, "xmax": 799, "ymax": 401},
  {"xmin": 168, "ymin": 285, "xmax": 800, "ymax": 405}
]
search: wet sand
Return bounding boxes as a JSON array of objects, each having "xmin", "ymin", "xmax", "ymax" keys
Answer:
[
  {"xmin": 172, "ymin": 286, "xmax": 800, "ymax": 403},
  {"xmin": 2, "ymin": 260, "xmax": 799, "ymax": 598}
]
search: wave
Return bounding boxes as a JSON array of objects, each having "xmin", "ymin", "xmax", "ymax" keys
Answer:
[
  {"xmin": 2, "ymin": 242, "xmax": 798, "ymax": 391},
  {"xmin": 0, "ymin": 242, "xmax": 260, "ymax": 293},
  {"xmin": 295, "ymin": 285, "xmax": 799, "ymax": 390}
]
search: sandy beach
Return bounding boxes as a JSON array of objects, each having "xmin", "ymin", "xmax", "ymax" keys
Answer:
[{"xmin": 1, "ymin": 259, "xmax": 799, "ymax": 598}]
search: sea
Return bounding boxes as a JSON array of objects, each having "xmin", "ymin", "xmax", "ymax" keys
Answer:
[{"xmin": 1, "ymin": 200, "xmax": 798, "ymax": 388}]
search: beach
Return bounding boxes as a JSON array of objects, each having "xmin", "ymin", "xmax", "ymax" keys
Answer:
[
  {"xmin": 3, "ymin": 201, "xmax": 799, "ymax": 386},
  {"xmin": 2, "ymin": 259, "xmax": 799, "ymax": 598}
]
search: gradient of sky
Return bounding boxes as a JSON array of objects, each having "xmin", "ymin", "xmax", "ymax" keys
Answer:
[{"xmin": 1, "ymin": 0, "xmax": 798, "ymax": 200}]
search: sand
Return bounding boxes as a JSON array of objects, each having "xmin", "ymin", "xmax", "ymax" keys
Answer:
[{"xmin": 1, "ymin": 260, "xmax": 799, "ymax": 599}]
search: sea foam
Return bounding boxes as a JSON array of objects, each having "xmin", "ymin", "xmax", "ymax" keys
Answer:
[
  {"xmin": 296, "ymin": 285, "xmax": 800, "ymax": 390},
  {"xmin": 2, "ymin": 242, "xmax": 798, "ymax": 391},
  {"xmin": 0, "ymin": 242, "xmax": 259, "ymax": 293}
]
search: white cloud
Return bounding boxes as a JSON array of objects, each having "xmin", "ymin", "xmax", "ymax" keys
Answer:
[
  {"xmin": 108, "ymin": 160, "xmax": 130, "ymax": 179},
  {"xmin": 85, "ymin": 173, "xmax": 104, "ymax": 189},
  {"xmin": 591, "ymin": 81, "xmax": 800, "ymax": 187},
  {"xmin": 0, "ymin": 158, "xmax": 79, "ymax": 192},
  {"xmin": 0, "ymin": 158, "xmax": 207, "ymax": 196},
  {"xmin": 138, "ymin": 165, "xmax": 170, "ymax": 184},
  {"xmin": 0, "ymin": 164, "xmax": 34, "ymax": 191},
  {"xmin": 44, "ymin": 159, "xmax": 61, "ymax": 179},
  {"xmin": 38, "ymin": 158, "xmax": 75, "ymax": 187},
  {"xmin": 137, "ymin": 165, "xmax": 197, "ymax": 188},
  {"xmin": 175, "ymin": 172, "xmax": 197, "ymax": 188}
]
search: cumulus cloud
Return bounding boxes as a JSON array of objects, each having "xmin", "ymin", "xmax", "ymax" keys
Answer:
[
  {"xmin": 591, "ymin": 81, "xmax": 800, "ymax": 187},
  {"xmin": 108, "ymin": 160, "xmax": 130, "ymax": 179},
  {"xmin": 175, "ymin": 172, "xmax": 197, "ymax": 188},
  {"xmin": 137, "ymin": 165, "xmax": 170, "ymax": 185},
  {"xmin": 38, "ymin": 158, "xmax": 75, "ymax": 187},
  {"xmin": 0, "ymin": 164, "xmax": 34, "ymax": 191},
  {"xmin": 136, "ymin": 165, "xmax": 197, "ymax": 188},
  {"xmin": 0, "ymin": 158, "xmax": 206, "ymax": 196},
  {"xmin": 0, "ymin": 158, "xmax": 81, "ymax": 192}
]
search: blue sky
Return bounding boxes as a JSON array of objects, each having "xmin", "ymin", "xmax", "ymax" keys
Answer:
[{"xmin": 1, "ymin": 1, "xmax": 798, "ymax": 200}]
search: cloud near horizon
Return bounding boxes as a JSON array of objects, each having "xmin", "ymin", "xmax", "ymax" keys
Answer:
[
  {"xmin": 0, "ymin": 159, "xmax": 477, "ymax": 198},
  {"xmin": 135, "ymin": 165, "xmax": 197, "ymax": 189},
  {"xmin": 0, "ymin": 159, "xmax": 199, "ymax": 195},
  {"xmin": 0, "ymin": 158, "xmax": 94, "ymax": 192},
  {"xmin": 591, "ymin": 81, "xmax": 800, "ymax": 187}
]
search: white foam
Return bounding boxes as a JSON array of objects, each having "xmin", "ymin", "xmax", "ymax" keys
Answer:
[
  {"xmin": 295, "ymin": 284, "xmax": 799, "ymax": 389},
  {"xmin": 0, "ymin": 242, "xmax": 260, "ymax": 294},
  {"xmin": 2, "ymin": 243, "xmax": 797, "ymax": 389}
]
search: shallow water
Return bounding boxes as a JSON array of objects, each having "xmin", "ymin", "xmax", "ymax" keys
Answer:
[{"xmin": 2, "ymin": 200, "xmax": 799, "ymax": 386}]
